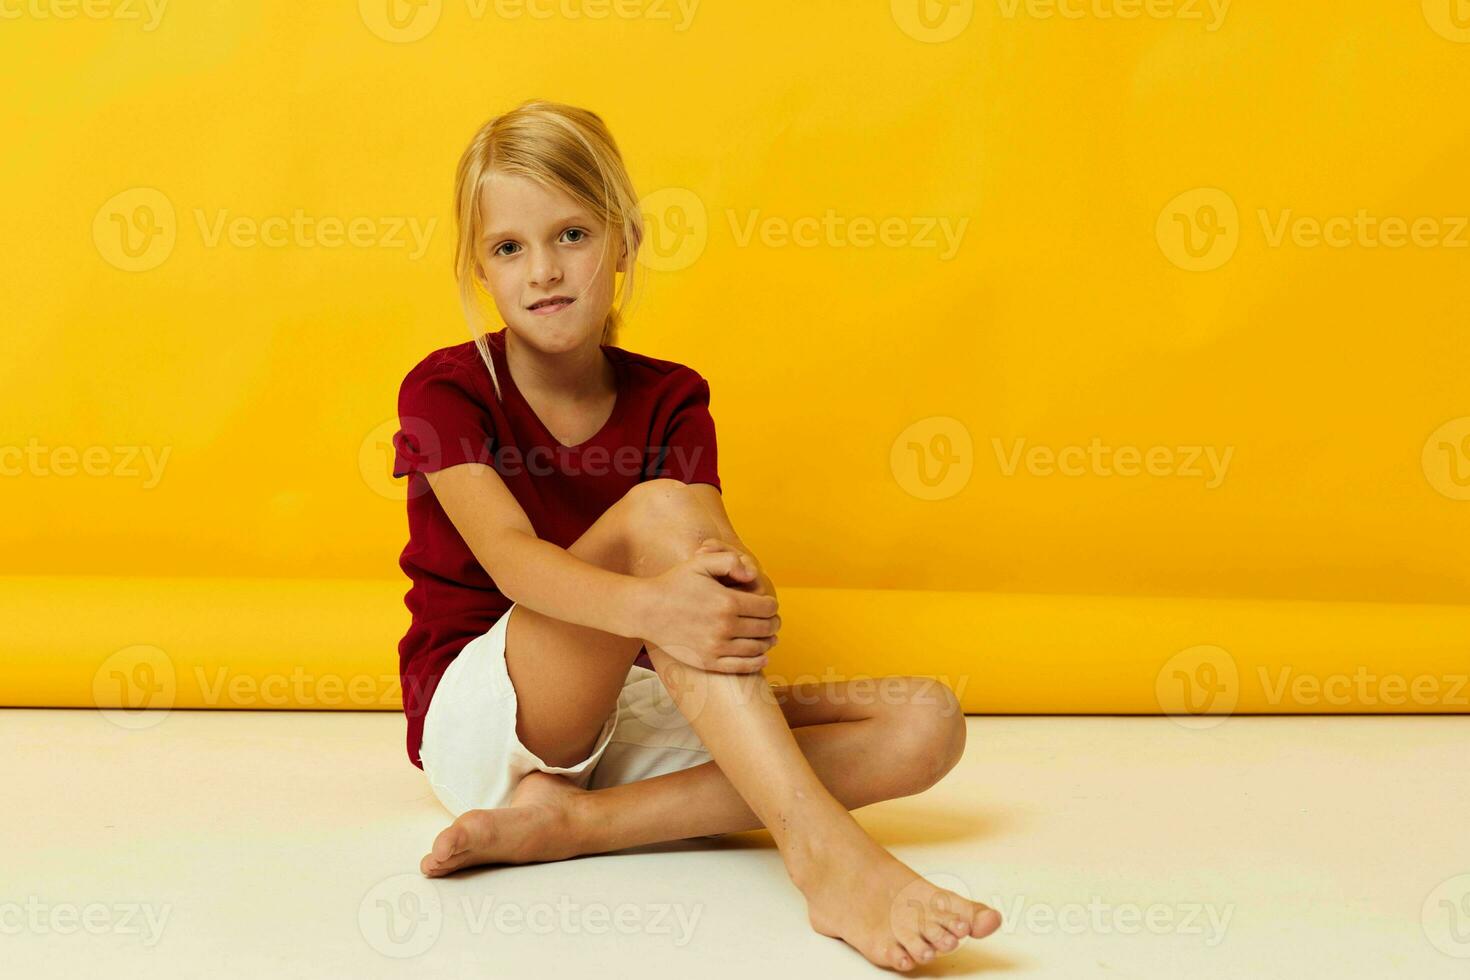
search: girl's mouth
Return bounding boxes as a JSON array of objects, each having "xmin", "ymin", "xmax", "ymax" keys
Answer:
[{"xmin": 529, "ymin": 298, "xmax": 575, "ymax": 316}]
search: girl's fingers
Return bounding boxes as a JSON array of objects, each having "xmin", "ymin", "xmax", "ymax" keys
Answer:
[
  {"xmin": 733, "ymin": 591, "xmax": 779, "ymax": 618},
  {"xmin": 735, "ymin": 615, "xmax": 781, "ymax": 638},
  {"xmin": 694, "ymin": 551, "xmax": 742, "ymax": 578},
  {"xmin": 699, "ymin": 539, "xmax": 758, "ymax": 579},
  {"xmin": 727, "ymin": 636, "xmax": 777, "ymax": 656},
  {"xmin": 714, "ymin": 652, "xmax": 770, "ymax": 673}
]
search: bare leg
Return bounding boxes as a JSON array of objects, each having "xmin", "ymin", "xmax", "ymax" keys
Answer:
[
  {"xmin": 573, "ymin": 676, "xmax": 967, "ymax": 851},
  {"xmin": 636, "ymin": 647, "xmax": 1002, "ymax": 970},
  {"xmin": 421, "ymin": 481, "xmax": 1001, "ymax": 970},
  {"xmin": 423, "ymin": 681, "xmax": 990, "ymax": 967},
  {"xmin": 424, "ymin": 676, "xmax": 959, "ymax": 863},
  {"xmin": 496, "ymin": 479, "xmax": 730, "ymax": 770}
]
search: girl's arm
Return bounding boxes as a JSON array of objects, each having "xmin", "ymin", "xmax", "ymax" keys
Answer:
[{"xmin": 424, "ymin": 463, "xmax": 648, "ymax": 639}]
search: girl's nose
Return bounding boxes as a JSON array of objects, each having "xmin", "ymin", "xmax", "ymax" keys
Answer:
[{"xmin": 528, "ymin": 249, "xmax": 562, "ymax": 287}]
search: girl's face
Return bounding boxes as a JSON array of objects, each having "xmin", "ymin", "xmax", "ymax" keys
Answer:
[{"xmin": 474, "ymin": 170, "xmax": 626, "ymax": 355}]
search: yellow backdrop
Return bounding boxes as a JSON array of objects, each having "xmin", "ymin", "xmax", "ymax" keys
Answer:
[{"xmin": 2, "ymin": 2, "xmax": 1466, "ymax": 714}]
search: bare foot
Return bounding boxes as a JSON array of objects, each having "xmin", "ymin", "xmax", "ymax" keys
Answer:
[
  {"xmin": 789, "ymin": 819, "xmax": 1002, "ymax": 972},
  {"xmin": 420, "ymin": 771, "xmax": 587, "ymax": 878}
]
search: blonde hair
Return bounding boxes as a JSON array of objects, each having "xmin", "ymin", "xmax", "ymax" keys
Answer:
[{"xmin": 452, "ymin": 100, "xmax": 644, "ymax": 401}]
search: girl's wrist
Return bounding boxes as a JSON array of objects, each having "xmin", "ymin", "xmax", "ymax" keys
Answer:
[{"xmin": 620, "ymin": 574, "xmax": 658, "ymax": 641}]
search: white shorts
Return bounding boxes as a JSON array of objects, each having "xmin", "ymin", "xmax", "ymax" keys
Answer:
[{"xmin": 419, "ymin": 603, "xmax": 714, "ymax": 819}]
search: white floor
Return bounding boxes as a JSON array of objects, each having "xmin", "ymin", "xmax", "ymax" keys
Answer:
[{"xmin": 4, "ymin": 709, "xmax": 1467, "ymax": 978}]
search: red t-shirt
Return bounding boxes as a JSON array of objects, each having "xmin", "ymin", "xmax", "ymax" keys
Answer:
[{"xmin": 391, "ymin": 327, "xmax": 721, "ymax": 769}]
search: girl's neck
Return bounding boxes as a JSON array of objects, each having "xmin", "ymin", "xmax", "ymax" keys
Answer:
[{"xmin": 503, "ymin": 327, "xmax": 614, "ymax": 403}]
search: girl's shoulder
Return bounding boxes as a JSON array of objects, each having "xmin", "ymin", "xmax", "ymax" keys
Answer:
[
  {"xmin": 402, "ymin": 337, "xmax": 484, "ymax": 381},
  {"xmin": 606, "ymin": 343, "xmax": 709, "ymax": 389},
  {"xmin": 395, "ymin": 338, "xmax": 496, "ymax": 417}
]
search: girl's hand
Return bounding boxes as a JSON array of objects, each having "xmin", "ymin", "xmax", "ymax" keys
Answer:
[
  {"xmin": 695, "ymin": 538, "xmax": 758, "ymax": 585},
  {"xmin": 693, "ymin": 537, "xmax": 776, "ymax": 599},
  {"xmin": 639, "ymin": 547, "xmax": 781, "ymax": 673}
]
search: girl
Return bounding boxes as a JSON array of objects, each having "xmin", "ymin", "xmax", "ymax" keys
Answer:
[{"xmin": 391, "ymin": 100, "xmax": 1002, "ymax": 971}]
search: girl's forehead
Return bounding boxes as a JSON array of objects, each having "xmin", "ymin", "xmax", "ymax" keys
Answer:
[{"xmin": 478, "ymin": 172, "xmax": 587, "ymax": 223}]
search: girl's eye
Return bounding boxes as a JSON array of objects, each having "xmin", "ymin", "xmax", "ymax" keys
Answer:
[{"xmin": 491, "ymin": 229, "xmax": 586, "ymax": 257}]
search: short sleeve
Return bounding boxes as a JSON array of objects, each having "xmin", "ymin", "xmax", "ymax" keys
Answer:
[
  {"xmin": 653, "ymin": 373, "xmax": 721, "ymax": 491},
  {"xmin": 392, "ymin": 357, "xmax": 497, "ymax": 478}
]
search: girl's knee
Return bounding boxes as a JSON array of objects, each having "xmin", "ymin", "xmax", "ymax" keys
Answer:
[
  {"xmin": 624, "ymin": 478, "xmax": 702, "ymax": 524},
  {"xmin": 621, "ymin": 480, "xmax": 710, "ymax": 568},
  {"xmin": 887, "ymin": 677, "xmax": 967, "ymax": 792}
]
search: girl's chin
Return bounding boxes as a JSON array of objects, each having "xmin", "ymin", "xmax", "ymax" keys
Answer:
[{"xmin": 511, "ymin": 320, "xmax": 598, "ymax": 349}]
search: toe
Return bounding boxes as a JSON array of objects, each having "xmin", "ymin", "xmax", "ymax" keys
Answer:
[
  {"xmin": 423, "ymin": 826, "xmax": 467, "ymax": 875},
  {"xmin": 929, "ymin": 891, "xmax": 970, "ymax": 937},
  {"xmin": 432, "ymin": 831, "xmax": 459, "ymax": 863},
  {"xmin": 884, "ymin": 942, "xmax": 914, "ymax": 971},
  {"xmin": 970, "ymin": 905, "xmax": 1003, "ymax": 940},
  {"xmin": 921, "ymin": 917, "xmax": 959, "ymax": 952},
  {"xmin": 897, "ymin": 929, "xmax": 937, "ymax": 966}
]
